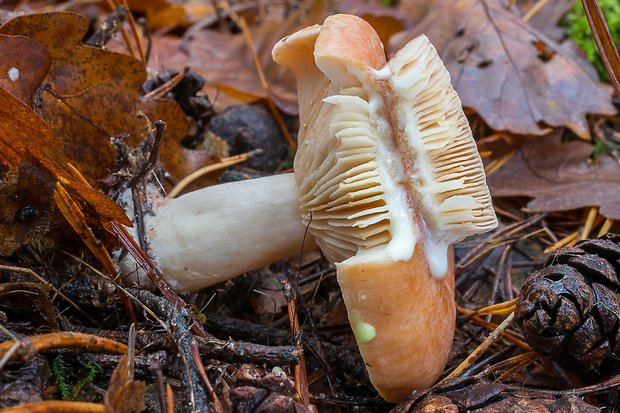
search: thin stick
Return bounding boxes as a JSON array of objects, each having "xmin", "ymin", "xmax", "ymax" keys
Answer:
[
  {"xmin": 543, "ymin": 230, "xmax": 579, "ymax": 254},
  {"xmin": 168, "ymin": 150, "xmax": 260, "ymax": 198},
  {"xmin": 105, "ymin": 0, "xmax": 136, "ymax": 58},
  {"xmin": 119, "ymin": 0, "xmax": 146, "ymax": 64},
  {"xmin": 0, "ymin": 332, "xmax": 128, "ymax": 360},
  {"xmin": 190, "ymin": 339, "xmax": 225, "ymax": 412},
  {"xmin": 281, "ymin": 279, "xmax": 310, "ymax": 405},
  {"xmin": 459, "ymin": 298, "xmax": 518, "ymax": 317},
  {"xmin": 466, "ymin": 314, "xmax": 531, "ymax": 351},
  {"xmin": 166, "ymin": 384, "xmax": 174, "ymax": 413},
  {"xmin": 145, "ymin": 68, "xmax": 189, "ymax": 98},
  {"xmin": 439, "ymin": 312, "xmax": 515, "ymax": 384},
  {"xmin": 495, "ymin": 352, "xmax": 542, "ymax": 382},
  {"xmin": 522, "ymin": 0, "xmax": 550, "ymax": 22},
  {"xmin": 0, "ymin": 323, "xmax": 20, "ymax": 371},
  {"xmin": 579, "ymin": 206, "xmax": 598, "ymax": 240},
  {"xmin": 236, "ymin": 16, "xmax": 296, "ymax": 148},
  {"xmin": 598, "ymin": 218, "xmax": 614, "ymax": 237},
  {"xmin": 0, "ymin": 401, "xmax": 105, "ymax": 413},
  {"xmin": 484, "ymin": 150, "xmax": 516, "ymax": 176}
]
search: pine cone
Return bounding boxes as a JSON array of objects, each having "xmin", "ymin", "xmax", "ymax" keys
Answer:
[{"xmin": 516, "ymin": 234, "xmax": 620, "ymax": 372}]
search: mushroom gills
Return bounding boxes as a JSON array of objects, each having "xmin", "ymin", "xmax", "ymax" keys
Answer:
[
  {"xmin": 389, "ymin": 34, "xmax": 497, "ymax": 250},
  {"xmin": 298, "ymin": 88, "xmax": 400, "ymax": 264}
]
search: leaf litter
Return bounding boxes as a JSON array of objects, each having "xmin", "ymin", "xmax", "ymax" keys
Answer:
[{"xmin": 0, "ymin": 0, "xmax": 620, "ymax": 411}]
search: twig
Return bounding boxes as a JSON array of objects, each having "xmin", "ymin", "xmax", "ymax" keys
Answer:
[
  {"xmin": 191, "ymin": 339, "xmax": 225, "ymax": 412},
  {"xmin": 281, "ymin": 278, "xmax": 310, "ymax": 405},
  {"xmin": 0, "ymin": 401, "xmax": 105, "ymax": 412},
  {"xmin": 86, "ymin": 6, "xmax": 128, "ymax": 47},
  {"xmin": 0, "ymin": 332, "xmax": 128, "ymax": 361},
  {"xmin": 168, "ymin": 149, "xmax": 261, "ymax": 198},
  {"xmin": 439, "ymin": 312, "xmax": 515, "ymax": 384},
  {"xmin": 129, "ymin": 289, "xmax": 210, "ymax": 412},
  {"xmin": 145, "ymin": 69, "xmax": 189, "ymax": 99}
]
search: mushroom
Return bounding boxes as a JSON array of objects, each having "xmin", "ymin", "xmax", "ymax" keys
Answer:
[
  {"xmin": 272, "ymin": 14, "xmax": 497, "ymax": 401},
  {"xmin": 119, "ymin": 13, "xmax": 496, "ymax": 402},
  {"xmin": 118, "ymin": 173, "xmax": 318, "ymax": 292}
]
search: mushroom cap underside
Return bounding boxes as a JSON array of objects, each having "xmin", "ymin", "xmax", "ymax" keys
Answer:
[{"xmin": 272, "ymin": 14, "xmax": 497, "ymax": 267}]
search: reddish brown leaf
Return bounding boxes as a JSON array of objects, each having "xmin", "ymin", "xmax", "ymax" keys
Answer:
[
  {"xmin": 0, "ymin": 86, "xmax": 59, "ymax": 168},
  {"xmin": 0, "ymin": 12, "xmax": 193, "ymax": 191},
  {"xmin": 104, "ymin": 356, "xmax": 146, "ymax": 413},
  {"xmin": 0, "ymin": 34, "xmax": 51, "ymax": 105},
  {"xmin": 35, "ymin": 83, "xmax": 149, "ymax": 182},
  {"xmin": 0, "ymin": 85, "xmax": 131, "ymax": 227},
  {"xmin": 124, "ymin": 0, "xmax": 170, "ymax": 13},
  {"xmin": 521, "ymin": 0, "xmax": 574, "ymax": 40},
  {"xmin": 0, "ymin": 12, "xmax": 149, "ymax": 184},
  {"xmin": 0, "ymin": 12, "xmax": 145, "ymax": 94},
  {"xmin": 361, "ymin": 15, "xmax": 404, "ymax": 51},
  {"xmin": 148, "ymin": 0, "xmax": 326, "ymax": 113},
  {"xmin": 487, "ymin": 131, "xmax": 620, "ymax": 219},
  {"xmin": 389, "ymin": 0, "xmax": 616, "ymax": 139},
  {"xmin": 0, "ymin": 283, "xmax": 59, "ymax": 330}
]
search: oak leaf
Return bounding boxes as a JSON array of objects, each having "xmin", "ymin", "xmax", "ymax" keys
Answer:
[
  {"xmin": 0, "ymin": 85, "xmax": 131, "ymax": 255},
  {"xmin": 389, "ymin": 0, "xmax": 616, "ymax": 138},
  {"xmin": 0, "ymin": 12, "xmax": 148, "ymax": 183},
  {"xmin": 0, "ymin": 12, "xmax": 195, "ymax": 186},
  {"xmin": 487, "ymin": 131, "xmax": 620, "ymax": 219},
  {"xmin": 0, "ymin": 34, "xmax": 51, "ymax": 105}
]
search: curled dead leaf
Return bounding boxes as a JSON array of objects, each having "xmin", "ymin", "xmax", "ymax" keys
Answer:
[{"xmin": 487, "ymin": 131, "xmax": 620, "ymax": 219}]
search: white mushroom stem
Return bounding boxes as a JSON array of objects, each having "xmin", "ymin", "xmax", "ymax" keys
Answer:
[{"xmin": 120, "ymin": 174, "xmax": 317, "ymax": 292}]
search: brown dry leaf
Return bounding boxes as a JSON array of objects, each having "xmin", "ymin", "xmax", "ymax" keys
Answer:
[
  {"xmin": 0, "ymin": 12, "xmax": 145, "ymax": 94},
  {"xmin": 146, "ymin": 1, "xmax": 215, "ymax": 31},
  {"xmin": 0, "ymin": 12, "xmax": 195, "ymax": 187},
  {"xmin": 389, "ymin": 0, "xmax": 616, "ymax": 139},
  {"xmin": 0, "ymin": 86, "xmax": 59, "ymax": 168},
  {"xmin": 125, "ymin": 0, "xmax": 170, "ymax": 13},
  {"xmin": 148, "ymin": 0, "xmax": 326, "ymax": 113},
  {"xmin": 104, "ymin": 355, "xmax": 145, "ymax": 413},
  {"xmin": 0, "ymin": 153, "xmax": 57, "ymax": 256},
  {"xmin": 0, "ymin": 12, "xmax": 149, "ymax": 183},
  {"xmin": 0, "ymin": 34, "xmax": 51, "ymax": 105},
  {"xmin": 0, "ymin": 85, "xmax": 131, "ymax": 227},
  {"xmin": 146, "ymin": 5, "xmax": 186, "ymax": 31},
  {"xmin": 487, "ymin": 131, "xmax": 620, "ymax": 219},
  {"xmin": 520, "ymin": 0, "xmax": 575, "ymax": 40},
  {"xmin": 337, "ymin": 0, "xmax": 406, "ymax": 23},
  {"xmin": 0, "ymin": 283, "xmax": 59, "ymax": 329}
]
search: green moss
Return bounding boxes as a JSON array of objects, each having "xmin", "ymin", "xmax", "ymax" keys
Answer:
[
  {"xmin": 52, "ymin": 354, "xmax": 73, "ymax": 399},
  {"xmin": 564, "ymin": 0, "xmax": 620, "ymax": 82},
  {"xmin": 52, "ymin": 353, "xmax": 102, "ymax": 400}
]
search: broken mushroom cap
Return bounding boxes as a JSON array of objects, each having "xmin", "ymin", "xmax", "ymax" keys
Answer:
[{"xmin": 273, "ymin": 14, "xmax": 497, "ymax": 402}]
